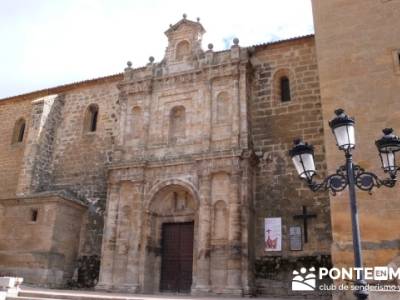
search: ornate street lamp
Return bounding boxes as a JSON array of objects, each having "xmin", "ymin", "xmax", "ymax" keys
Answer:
[{"xmin": 289, "ymin": 109, "xmax": 400, "ymax": 300}]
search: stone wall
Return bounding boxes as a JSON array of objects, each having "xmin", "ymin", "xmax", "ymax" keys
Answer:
[
  {"xmin": 0, "ymin": 99, "xmax": 32, "ymax": 198},
  {"xmin": 0, "ymin": 78, "xmax": 121, "ymax": 287},
  {"xmin": 48, "ymin": 82, "xmax": 120, "ymax": 258},
  {"xmin": 249, "ymin": 36, "xmax": 332, "ymax": 296},
  {"xmin": 16, "ymin": 95, "xmax": 65, "ymax": 195},
  {"xmin": 0, "ymin": 193, "xmax": 86, "ymax": 286},
  {"xmin": 312, "ymin": 0, "xmax": 400, "ymax": 271}
]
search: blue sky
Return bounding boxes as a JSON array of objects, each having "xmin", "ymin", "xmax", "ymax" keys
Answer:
[{"xmin": 0, "ymin": 0, "xmax": 314, "ymax": 99}]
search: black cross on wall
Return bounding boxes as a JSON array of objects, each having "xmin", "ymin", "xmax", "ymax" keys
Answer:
[{"xmin": 293, "ymin": 205, "xmax": 317, "ymax": 243}]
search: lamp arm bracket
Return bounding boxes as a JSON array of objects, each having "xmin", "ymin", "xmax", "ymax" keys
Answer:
[
  {"xmin": 306, "ymin": 164, "xmax": 397, "ymax": 195},
  {"xmin": 353, "ymin": 165, "xmax": 396, "ymax": 193},
  {"xmin": 307, "ymin": 165, "xmax": 348, "ymax": 195}
]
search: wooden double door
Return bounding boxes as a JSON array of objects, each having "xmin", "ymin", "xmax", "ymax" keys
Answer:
[{"xmin": 160, "ymin": 222, "xmax": 194, "ymax": 293}]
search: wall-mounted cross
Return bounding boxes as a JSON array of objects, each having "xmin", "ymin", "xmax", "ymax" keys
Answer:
[{"xmin": 293, "ymin": 205, "xmax": 317, "ymax": 243}]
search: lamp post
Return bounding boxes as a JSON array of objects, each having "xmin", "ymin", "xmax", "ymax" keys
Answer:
[{"xmin": 289, "ymin": 109, "xmax": 400, "ymax": 300}]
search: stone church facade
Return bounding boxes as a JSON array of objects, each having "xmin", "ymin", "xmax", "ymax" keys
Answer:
[
  {"xmin": 0, "ymin": 16, "xmax": 332, "ymax": 296},
  {"xmin": 96, "ymin": 19, "xmax": 257, "ymax": 294}
]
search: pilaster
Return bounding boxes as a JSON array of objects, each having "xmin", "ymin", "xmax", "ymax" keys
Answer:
[
  {"xmin": 123, "ymin": 180, "xmax": 144, "ymax": 292},
  {"xmin": 111, "ymin": 181, "xmax": 134, "ymax": 287},
  {"xmin": 224, "ymin": 172, "xmax": 243, "ymax": 295},
  {"xmin": 96, "ymin": 181, "xmax": 120, "ymax": 290},
  {"xmin": 192, "ymin": 174, "xmax": 212, "ymax": 294}
]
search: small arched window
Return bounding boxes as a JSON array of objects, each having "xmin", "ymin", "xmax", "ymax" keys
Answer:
[
  {"xmin": 169, "ymin": 106, "xmax": 186, "ymax": 144},
  {"xmin": 84, "ymin": 104, "xmax": 99, "ymax": 133},
  {"xmin": 176, "ymin": 40, "xmax": 190, "ymax": 61},
  {"xmin": 12, "ymin": 118, "xmax": 26, "ymax": 144},
  {"xmin": 280, "ymin": 76, "xmax": 291, "ymax": 102}
]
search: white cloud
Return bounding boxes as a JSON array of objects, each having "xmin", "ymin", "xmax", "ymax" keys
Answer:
[{"xmin": 0, "ymin": 0, "xmax": 314, "ymax": 98}]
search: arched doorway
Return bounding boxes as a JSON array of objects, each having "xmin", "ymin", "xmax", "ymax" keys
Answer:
[{"xmin": 142, "ymin": 183, "xmax": 198, "ymax": 293}]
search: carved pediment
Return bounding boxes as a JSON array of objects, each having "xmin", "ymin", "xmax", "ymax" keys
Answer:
[
  {"xmin": 164, "ymin": 15, "xmax": 205, "ymax": 37},
  {"xmin": 163, "ymin": 15, "xmax": 205, "ymax": 67}
]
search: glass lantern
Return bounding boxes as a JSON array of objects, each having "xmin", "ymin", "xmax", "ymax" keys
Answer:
[
  {"xmin": 375, "ymin": 128, "xmax": 400, "ymax": 177},
  {"xmin": 329, "ymin": 108, "xmax": 355, "ymax": 150},
  {"xmin": 289, "ymin": 139, "xmax": 316, "ymax": 182}
]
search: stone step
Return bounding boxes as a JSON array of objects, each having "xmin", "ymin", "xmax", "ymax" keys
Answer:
[
  {"xmin": 11, "ymin": 289, "xmax": 327, "ymax": 300},
  {"xmin": 7, "ymin": 297, "xmax": 65, "ymax": 300},
  {"xmin": 8, "ymin": 295, "xmax": 325, "ymax": 300},
  {"xmin": 14, "ymin": 291, "xmax": 146, "ymax": 300}
]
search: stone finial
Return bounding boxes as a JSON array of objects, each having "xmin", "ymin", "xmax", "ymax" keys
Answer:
[
  {"xmin": 230, "ymin": 38, "xmax": 240, "ymax": 59},
  {"xmin": 125, "ymin": 61, "xmax": 133, "ymax": 73},
  {"xmin": 149, "ymin": 56, "xmax": 155, "ymax": 63},
  {"xmin": 183, "ymin": 13, "xmax": 187, "ymax": 19},
  {"xmin": 124, "ymin": 61, "xmax": 134, "ymax": 79},
  {"xmin": 197, "ymin": 17, "xmax": 200, "ymax": 22},
  {"xmin": 205, "ymin": 43, "xmax": 214, "ymax": 64}
]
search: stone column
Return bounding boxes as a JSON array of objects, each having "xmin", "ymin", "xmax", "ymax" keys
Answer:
[
  {"xmin": 225, "ymin": 172, "xmax": 243, "ymax": 294},
  {"xmin": 143, "ymin": 94, "xmax": 151, "ymax": 150},
  {"xmin": 118, "ymin": 93, "xmax": 128, "ymax": 147},
  {"xmin": 192, "ymin": 175, "xmax": 211, "ymax": 294},
  {"xmin": 201, "ymin": 79, "xmax": 212, "ymax": 151},
  {"xmin": 231, "ymin": 75, "xmax": 240, "ymax": 148},
  {"xmin": 112, "ymin": 181, "xmax": 134, "ymax": 289},
  {"xmin": 140, "ymin": 209, "xmax": 156, "ymax": 292},
  {"xmin": 238, "ymin": 64, "xmax": 249, "ymax": 149},
  {"xmin": 97, "ymin": 181, "xmax": 121, "ymax": 290},
  {"xmin": 112, "ymin": 90, "xmax": 127, "ymax": 163},
  {"xmin": 239, "ymin": 163, "xmax": 253, "ymax": 295},
  {"xmin": 123, "ymin": 180, "xmax": 144, "ymax": 292}
]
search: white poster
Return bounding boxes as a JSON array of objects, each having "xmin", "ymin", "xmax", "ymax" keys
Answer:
[{"xmin": 265, "ymin": 218, "xmax": 282, "ymax": 251}]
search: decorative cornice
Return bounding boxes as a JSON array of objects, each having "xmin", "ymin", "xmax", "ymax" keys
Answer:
[{"xmin": 107, "ymin": 149, "xmax": 245, "ymax": 171}]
